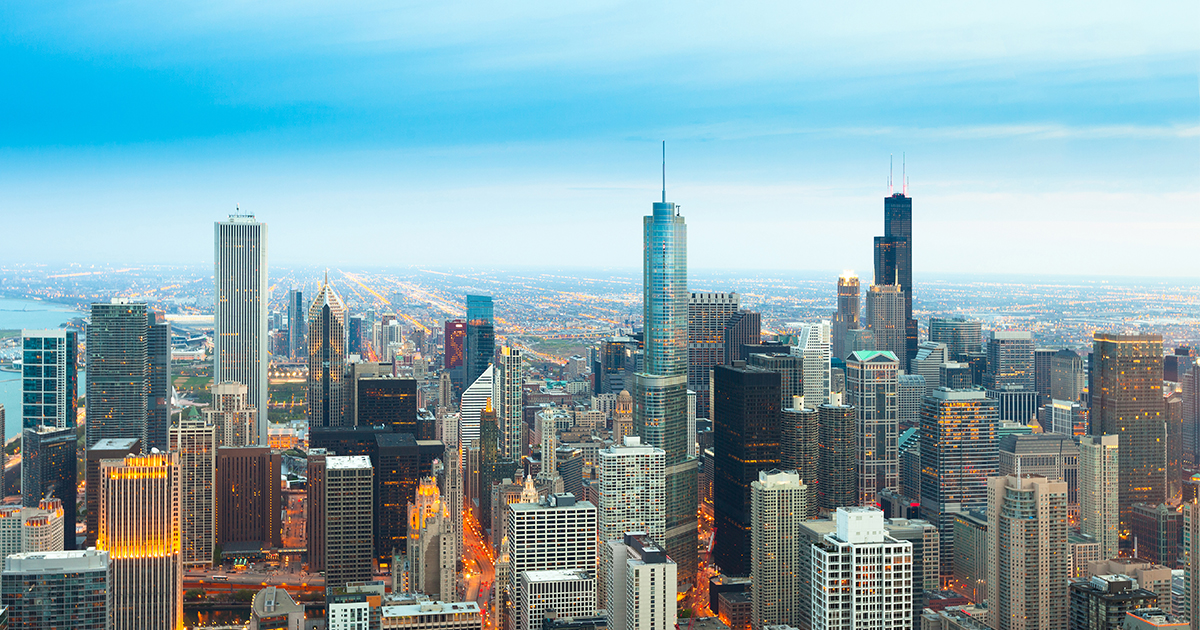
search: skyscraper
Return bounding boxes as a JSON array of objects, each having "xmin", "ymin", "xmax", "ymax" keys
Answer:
[
  {"xmin": 985, "ymin": 330, "xmax": 1038, "ymax": 422},
  {"xmin": 606, "ymin": 533, "xmax": 677, "ymax": 630},
  {"xmin": 987, "ymin": 475, "xmax": 1069, "ymax": 630},
  {"xmin": 793, "ymin": 321, "xmax": 832, "ymax": 408},
  {"xmin": 1079, "ymin": 434, "xmax": 1120, "ymax": 559},
  {"xmin": 465, "ymin": 295, "xmax": 495, "ymax": 387},
  {"xmin": 722, "ymin": 310, "xmax": 761, "ymax": 364},
  {"xmin": 204, "ymin": 381, "xmax": 258, "ymax": 447},
  {"xmin": 322, "ymin": 455, "xmax": 374, "ymax": 589},
  {"xmin": 99, "ymin": 452, "xmax": 182, "ymax": 630},
  {"xmin": 459, "ymin": 365, "xmax": 496, "ymax": 463},
  {"xmin": 919, "ymin": 388, "xmax": 999, "ymax": 577},
  {"xmin": 1051, "ymin": 348, "xmax": 1087, "ymax": 403},
  {"xmin": 844, "ymin": 350, "xmax": 899, "ymax": 506},
  {"xmin": 597, "ymin": 437, "xmax": 666, "ymax": 609},
  {"xmin": 832, "ymin": 273, "xmax": 861, "ymax": 362},
  {"xmin": 445, "ymin": 318, "xmax": 467, "ymax": 390},
  {"xmin": 2, "ymin": 549, "xmax": 110, "ymax": 629},
  {"xmin": 20, "ymin": 425, "xmax": 76, "ymax": 549},
  {"xmin": 215, "ymin": 213, "xmax": 269, "ymax": 446},
  {"xmin": 357, "ymin": 376, "xmax": 418, "ymax": 432},
  {"xmin": 633, "ymin": 181, "xmax": 697, "ymax": 586},
  {"xmin": 503, "ymin": 494, "xmax": 597, "ymax": 630},
  {"xmin": 146, "ymin": 312, "xmax": 172, "ymax": 451},
  {"xmin": 20, "ymin": 329, "xmax": 78, "ymax": 430},
  {"xmin": 911, "ymin": 341, "xmax": 948, "ymax": 398},
  {"xmin": 865, "ymin": 284, "xmax": 907, "ymax": 369},
  {"xmin": 817, "ymin": 403, "xmax": 857, "ymax": 513},
  {"xmin": 746, "ymin": 353, "xmax": 803, "ymax": 409},
  {"xmin": 86, "ymin": 299, "xmax": 148, "ymax": 448},
  {"xmin": 712, "ymin": 363, "xmax": 781, "ymax": 577},
  {"xmin": 287, "ymin": 288, "xmax": 305, "ymax": 359},
  {"xmin": 1092, "ymin": 332, "xmax": 1165, "ymax": 530},
  {"xmin": 750, "ymin": 470, "xmax": 808, "ymax": 630},
  {"xmin": 929, "ymin": 317, "xmax": 983, "ymax": 361},
  {"xmin": 688, "ymin": 292, "xmax": 739, "ymax": 419},
  {"xmin": 308, "ymin": 275, "xmax": 349, "ymax": 428},
  {"xmin": 170, "ymin": 411, "xmax": 216, "ymax": 568},
  {"xmin": 873, "ymin": 190, "xmax": 916, "ymax": 367},
  {"xmin": 810, "ymin": 507, "xmax": 913, "ymax": 630},
  {"xmin": 498, "ymin": 346, "xmax": 523, "ymax": 460},
  {"xmin": 780, "ymin": 406, "xmax": 818, "ymax": 499},
  {"xmin": 216, "ymin": 446, "xmax": 282, "ymax": 549},
  {"xmin": 84, "ymin": 437, "xmax": 140, "ymax": 548}
]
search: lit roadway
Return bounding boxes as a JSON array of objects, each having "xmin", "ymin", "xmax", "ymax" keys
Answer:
[
  {"xmin": 681, "ymin": 507, "xmax": 716, "ymax": 618},
  {"xmin": 462, "ymin": 508, "xmax": 496, "ymax": 629}
]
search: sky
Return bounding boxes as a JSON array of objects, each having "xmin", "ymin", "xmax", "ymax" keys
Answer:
[{"xmin": 1, "ymin": 1, "xmax": 1198, "ymax": 276}]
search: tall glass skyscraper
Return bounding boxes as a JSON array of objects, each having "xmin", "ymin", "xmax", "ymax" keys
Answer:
[
  {"xmin": 215, "ymin": 214, "xmax": 269, "ymax": 445},
  {"xmin": 307, "ymin": 276, "xmax": 348, "ymax": 428},
  {"xmin": 465, "ymin": 295, "xmax": 495, "ymax": 388},
  {"xmin": 85, "ymin": 299, "xmax": 148, "ymax": 449},
  {"xmin": 633, "ymin": 186, "xmax": 697, "ymax": 586},
  {"xmin": 21, "ymin": 329, "xmax": 77, "ymax": 430},
  {"xmin": 873, "ymin": 192, "xmax": 917, "ymax": 369}
]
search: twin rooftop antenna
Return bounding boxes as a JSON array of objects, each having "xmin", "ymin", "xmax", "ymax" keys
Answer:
[{"xmin": 887, "ymin": 153, "xmax": 909, "ymax": 196}]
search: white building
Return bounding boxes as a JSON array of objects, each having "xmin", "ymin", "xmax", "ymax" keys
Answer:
[
  {"xmin": 793, "ymin": 321, "xmax": 832, "ymax": 407},
  {"xmin": 606, "ymin": 533, "xmax": 677, "ymax": 630},
  {"xmin": 204, "ymin": 381, "xmax": 258, "ymax": 447},
  {"xmin": 751, "ymin": 470, "xmax": 809, "ymax": 630},
  {"xmin": 1080, "ymin": 435, "xmax": 1120, "ymax": 560},
  {"xmin": 460, "ymin": 365, "xmax": 496, "ymax": 461},
  {"xmin": 0, "ymin": 499, "xmax": 65, "ymax": 556},
  {"xmin": 519, "ymin": 569, "xmax": 597, "ymax": 630},
  {"xmin": 214, "ymin": 214, "xmax": 269, "ymax": 445},
  {"xmin": 504, "ymin": 494, "xmax": 597, "ymax": 630},
  {"xmin": 810, "ymin": 507, "xmax": 913, "ymax": 630},
  {"xmin": 499, "ymin": 347, "xmax": 524, "ymax": 460},
  {"xmin": 381, "ymin": 601, "xmax": 482, "ymax": 630},
  {"xmin": 329, "ymin": 599, "xmax": 370, "ymax": 630},
  {"xmin": 169, "ymin": 412, "xmax": 216, "ymax": 567},
  {"xmin": 597, "ymin": 436, "xmax": 666, "ymax": 609},
  {"xmin": 910, "ymin": 342, "xmax": 949, "ymax": 398}
]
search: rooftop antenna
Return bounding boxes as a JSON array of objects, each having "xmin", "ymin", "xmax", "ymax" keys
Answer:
[
  {"xmin": 888, "ymin": 154, "xmax": 893, "ymax": 195},
  {"xmin": 902, "ymin": 153, "xmax": 907, "ymax": 196},
  {"xmin": 662, "ymin": 141, "xmax": 666, "ymax": 204}
]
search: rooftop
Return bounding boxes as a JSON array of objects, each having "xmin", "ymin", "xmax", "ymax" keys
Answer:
[{"xmin": 327, "ymin": 455, "xmax": 373, "ymax": 470}]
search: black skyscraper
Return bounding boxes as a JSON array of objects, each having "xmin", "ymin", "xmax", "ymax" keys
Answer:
[
  {"xmin": 874, "ymin": 192, "xmax": 917, "ymax": 368},
  {"xmin": 357, "ymin": 377, "xmax": 418, "ymax": 433},
  {"xmin": 23, "ymin": 426, "xmax": 77, "ymax": 549},
  {"xmin": 145, "ymin": 312, "xmax": 172, "ymax": 452},
  {"xmin": 712, "ymin": 363, "xmax": 781, "ymax": 577}
]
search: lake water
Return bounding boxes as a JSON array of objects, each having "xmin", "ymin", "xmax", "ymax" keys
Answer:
[{"xmin": 0, "ymin": 298, "xmax": 84, "ymax": 442}]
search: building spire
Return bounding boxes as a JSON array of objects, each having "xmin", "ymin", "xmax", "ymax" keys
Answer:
[
  {"xmin": 661, "ymin": 140, "xmax": 666, "ymax": 203},
  {"xmin": 902, "ymin": 153, "xmax": 907, "ymax": 196},
  {"xmin": 888, "ymin": 154, "xmax": 893, "ymax": 195}
]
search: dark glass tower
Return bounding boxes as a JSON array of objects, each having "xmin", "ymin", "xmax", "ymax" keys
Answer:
[
  {"xmin": 356, "ymin": 377, "xmax": 418, "ymax": 433},
  {"xmin": 465, "ymin": 295, "xmax": 495, "ymax": 387},
  {"xmin": 85, "ymin": 300, "xmax": 148, "ymax": 448},
  {"xmin": 832, "ymin": 274, "xmax": 860, "ymax": 361},
  {"xmin": 711, "ymin": 363, "xmax": 781, "ymax": 577},
  {"xmin": 146, "ymin": 312, "xmax": 172, "ymax": 452},
  {"xmin": 287, "ymin": 288, "xmax": 305, "ymax": 359},
  {"xmin": 22, "ymin": 425, "xmax": 77, "ymax": 549},
  {"xmin": 873, "ymin": 193, "xmax": 916, "ymax": 368},
  {"xmin": 817, "ymin": 403, "xmax": 857, "ymax": 513}
]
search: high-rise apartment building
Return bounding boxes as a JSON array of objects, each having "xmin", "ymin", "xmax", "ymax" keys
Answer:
[
  {"xmin": 817, "ymin": 404, "xmax": 857, "ymax": 513},
  {"xmin": 633, "ymin": 185, "xmax": 697, "ymax": 587},
  {"xmin": 171, "ymin": 411, "xmax": 216, "ymax": 567},
  {"xmin": 308, "ymin": 276, "xmax": 349, "ymax": 428},
  {"xmin": 780, "ymin": 405, "xmax": 817, "ymax": 492},
  {"xmin": 987, "ymin": 475, "xmax": 1069, "ymax": 630},
  {"xmin": 712, "ymin": 363, "xmax": 781, "ymax": 577},
  {"xmin": 845, "ymin": 350, "xmax": 899, "ymax": 506},
  {"xmin": 750, "ymin": 470, "xmax": 808, "ymax": 630},
  {"xmin": 215, "ymin": 214, "xmax": 269, "ymax": 446},
  {"xmin": 865, "ymin": 284, "xmax": 907, "ymax": 369},
  {"xmin": 20, "ymin": 425, "xmax": 76, "ymax": 549},
  {"xmin": 498, "ymin": 346, "xmax": 524, "ymax": 460},
  {"xmin": 597, "ymin": 437, "xmax": 666, "ymax": 608},
  {"xmin": 1, "ymin": 549, "xmax": 110, "ymax": 629},
  {"xmin": 99, "ymin": 452, "xmax": 182, "ymax": 630},
  {"xmin": 518, "ymin": 570, "xmax": 597, "ymax": 630},
  {"xmin": 323, "ymin": 455, "xmax": 374, "ymax": 589},
  {"xmin": 832, "ymin": 274, "xmax": 860, "ymax": 362},
  {"xmin": 205, "ymin": 381, "xmax": 258, "ymax": 447},
  {"xmin": 1092, "ymin": 332, "xmax": 1166, "ymax": 529},
  {"xmin": 1068, "ymin": 574, "xmax": 1160, "ymax": 630},
  {"xmin": 20, "ymin": 329, "xmax": 78, "ymax": 430},
  {"xmin": 929, "ymin": 318, "xmax": 982, "ymax": 362},
  {"xmin": 86, "ymin": 299, "xmax": 148, "ymax": 448},
  {"xmin": 810, "ymin": 507, "xmax": 913, "ymax": 630},
  {"xmin": 502, "ymin": 494, "xmax": 597, "ymax": 630},
  {"xmin": 287, "ymin": 288, "xmax": 306, "ymax": 359},
  {"xmin": 216, "ymin": 446, "xmax": 282, "ymax": 549},
  {"xmin": 606, "ymin": 533, "xmax": 676, "ymax": 630},
  {"xmin": 920, "ymin": 388, "xmax": 998, "ymax": 577},
  {"xmin": 1080, "ymin": 435, "xmax": 1120, "ymax": 560},
  {"xmin": 998, "ymin": 433, "xmax": 1079, "ymax": 505},
  {"xmin": 688, "ymin": 292, "xmax": 739, "ymax": 419},
  {"xmin": 465, "ymin": 295, "xmax": 495, "ymax": 388},
  {"xmin": 793, "ymin": 321, "xmax": 832, "ymax": 408}
]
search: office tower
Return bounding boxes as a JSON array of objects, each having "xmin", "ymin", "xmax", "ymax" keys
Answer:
[
  {"xmin": 216, "ymin": 446, "xmax": 282, "ymax": 548},
  {"xmin": 99, "ymin": 452, "xmax": 182, "ymax": 630},
  {"xmin": 1069, "ymin": 574, "xmax": 1159, "ymax": 630},
  {"xmin": 20, "ymin": 425, "xmax": 76, "ymax": 549},
  {"xmin": 1185, "ymin": 501, "xmax": 1200, "ymax": 630},
  {"xmin": 460, "ymin": 365, "xmax": 495, "ymax": 462},
  {"xmin": 746, "ymin": 353, "xmax": 804, "ymax": 408},
  {"xmin": 145, "ymin": 312, "xmax": 171, "ymax": 451},
  {"xmin": 20, "ymin": 329, "xmax": 78, "ymax": 430},
  {"xmin": 633, "ymin": 184, "xmax": 697, "ymax": 588},
  {"xmin": 319, "ymin": 455, "xmax": 374, "ymax": 589},
  {"xmin": 498, "ymin": 346, "xmax": 524, "ymax": 460},
  {"xmin": 940, "ymin": 362, "xmax": 973, "ymax": 390},
  {"xmin": 215, "ymin": 214, "xmax": 269, "ymax": 446},
  {"xmin": 1088, "ymin": 558, "xmax": 1174, "ymax": 606},
  {"xmin": 442, "ymin": 423, "xmax": 463, "ymax": 567},
  {"xmin": 84, "ymin": 437, "xmax": 139, "ymax": 548},
  {"xmin": 793, "ymin": 321, "xmax": 832, "ymax": 407},
  {"xmin": 750, "ymin": 470, "xmax": 807, "ymax": 630},
  {"xmin": 519, "ymin": 570, "xmax": 596, "ymax": 630},
  {"xmin": 984, "ymin": 330, "xmax": 1037, "ymax": 421},
  {"xmin": 920, "ymin": 389, "xmax": 998, "ymax": 577},
  {"xmin": 986, "ymin": 475, "xmax": 1069, "ymax": 630},
  {"xmin": 251, "ymin": 586, "xmax": 305, "ymax": 630},
  {"xmin": 810, "ymin": 507, "xmax": 913, "ymax": 629},
  {"xmin": 1129, "ymin": 503, "xmax": 1181, "ymax": 567},
  {"xmin": 1185, "ymin": 364, "xmax": 1200, "ymax": 469},
  {"xmin": 86, "ymin": 299, "xmax": 148, "ymax": 448},
  {"xmin": 606, "ymin": 533, "xmax": 676, "ymax": 630},
  {"xmin": 1092, "ymin": 333, "xmax": 1166, "ymax": 530},
  {"xmin": 865, "ymin": 284, "xmax": 907, "ymax": 369},
  {"xmin": 1, "ymin": 549, "xmax": 110, "ymax": 629},
  {"xmin": 478, "ymin": 400, "xmax": 511, "ymax": 532},
  {"xmin": 1034, "ymin": 347, "xmax": 1055, "ymax": 403},
  {"xmin": 409, "ymin": 477, "xmax": 456, "ymax": 600},
  {"xmin": 357, "ymin": 376, "xmax": 418, "ymax": 432},
  {"xmin": 306, "ymin": 450, "xmax": 329, "ymax": 575},
  {"xmin": 998, "ymin": 433, "xmax": 1079, "ymax": 505},
  {"xmin": 465, "ymin": 295, "xmax": 495, "ymax": 388},
  {"xmin": 348, "ymin": 315, "xmax": 365, "ymax": 356},
  {"xmin": 502, "ymin": 494, "xmax": 597, "ymax": 630},
  {"xmin": 884, "ymin": 516, "xmax": 941, "ymax": 625},
  {"xmin": 897, "ymin": 374, "xmax": 926, "ymax": 428},
  {"xmin": 929, "ymin": 317, "xmax": 983, "ymax": 362},
  {"xmin": 170, "ymin": 410, "xmax": 216, "ymax": 567},
  {"xmin": 597, "ymin": 437, "xmax": 666, "ymax": 609},
  {"xmin": 308, "ymin": 276, "xmax": 349, "ymax": 428},
  {"xmin": 287, "ymin": 288, "xmax": 305, "ymax": 359},
  {"xmin": 817, "ymin": 403, "xmax": 857, "ymax": 513},
  {"xmin": 874, "ymin": 187, "xmax": 916, "ymax": 362},
  {"xmin": 712, "ymin": 363, "xmax": 781, "ymax": 577},
  {"xmin": 445, "ymin": 318, "xmax": 466, "ymax": 368},
  {"xmin": 899, "ymin": 428, "xmax": 921, "ymax": 503},
  {"xmin": 375, "ymin": 432, "xmax": 426, "ymax": 563},
  {"xmin": 781, "ymin": 406, "xmax": 818, "ymax": 488},
  {"xmin": 832, "ymin": 273, "xmax": 861, "ymax": 362},
  {"xmin": 688, "ymin": 292, "xmax": 739, "ymax": 418},
  {"xmin": 205, "ymin": 381, "xmax": 258, "ymax": 447},
  {"xmin": 723, "ymin": 310, "xmax": 762, "ymax": 364},
  {"xmin": 911, "ymin": 341, "xmax": 948, "ymax": 397},
  {"xmin": 1048, "ymin": 398, "xmax": 1087, "ymax": 437},
  {"xmin": 845, "ymin": 350, "xmax": 899, "ymax": 506},
  {"xmin": 1052, "ymin": 348, "xmax": 1086, "ymax": 402},
  {"xmin": 951, "ymin": 510, "xmax": 988, "ymax": 603}
]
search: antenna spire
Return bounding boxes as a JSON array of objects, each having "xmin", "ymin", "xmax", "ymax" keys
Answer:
[
  {"xmin": 902, "ymin": 153, "xmax": 907, "ymax": 196},
  {"xmin": 889, "ymin": 154, "xmax": 893, "ymax": 195},
  {"xmin": 661, "ymin": 141, "xmax": 666, "ymax": 203}
]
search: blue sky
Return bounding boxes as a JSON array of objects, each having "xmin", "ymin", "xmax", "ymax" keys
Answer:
[{"xmin": 2, "ymin": 1, "xmax": 1197, "ymax": 276}]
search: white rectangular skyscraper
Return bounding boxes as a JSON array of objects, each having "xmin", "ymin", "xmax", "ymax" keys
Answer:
[
  {"xmin": 215, "ymin": 213, "xmax": 269, "ymax": 445},
  {"xmin": 793, "ymin": 321, "xmax": 832, "ymax": 408},
  {"xmin": 597, "ymin": 436, "xmax": 666, "ymax": 609},
  {"xmin": 810, "ymin": 507, "xmax": 912, "ymax": 630}
]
